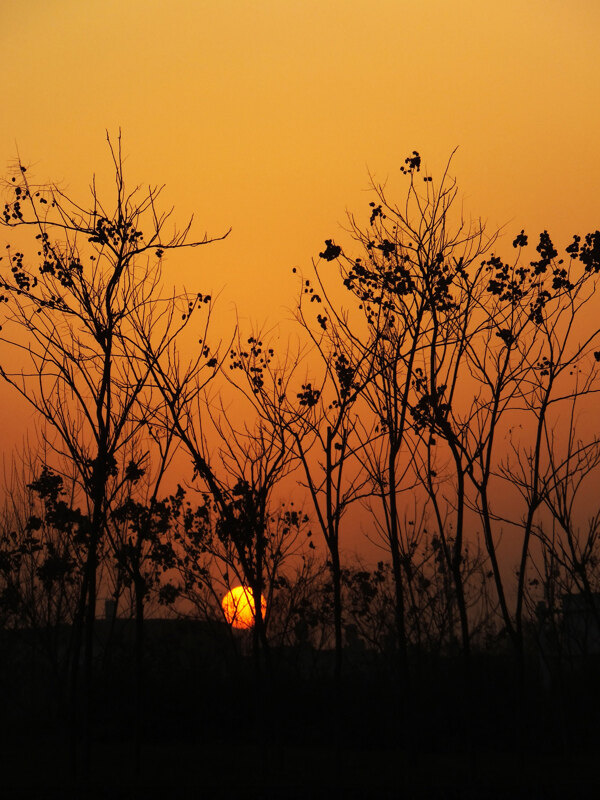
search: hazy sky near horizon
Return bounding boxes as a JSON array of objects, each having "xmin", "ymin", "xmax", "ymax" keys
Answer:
[{"xmin": 1, "ymin": 0, "xmax": 600, "ymax": 478}]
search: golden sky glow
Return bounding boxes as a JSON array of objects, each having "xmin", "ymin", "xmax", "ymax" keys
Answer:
[{"xmin": 2, "ymin": 1, "xmax": 600, "ymax": 316}]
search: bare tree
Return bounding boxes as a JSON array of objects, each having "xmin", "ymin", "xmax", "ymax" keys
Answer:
[
  {"xmin": 0, "ymin": 456, "xmax": 85, "ymax": 694},
  {"xmin": 230, "ymin": 314, "xmax": 377, "ymax": 688},
  {"xmin": 457, "ymin": 228, "xmax": 600, "ymax": 673},
  {"xmin": 0, "ymin": 133, "xmax": 228, "ymax": 779},
  {"xmin": 309, "ymin": 151, "xmax": 496, "ymax": 675}
]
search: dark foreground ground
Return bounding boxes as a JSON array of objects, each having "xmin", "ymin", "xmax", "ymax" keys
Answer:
[
  {"xmin": 3, "ymin": 626, "xmax": 600, "ymax": 798},
  {"xmin": 3, "ymin": 739, "xmax": 600, "ymax": 799}
]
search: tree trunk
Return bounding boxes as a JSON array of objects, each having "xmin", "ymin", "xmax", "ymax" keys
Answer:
[
  {"xmin": 134, "ymin": 579, "xmax": 145, "ymax": 779},
  {"xmin": 331, "ymin": 546, "xmax": 343, "ymax": 688},
  {"xmin": 82, "ymin": 532, "xmax": 98, "ymax": 784},
  {"xmin": 387, "ymin": 452, "xmax": 409, "ymax": 681}
]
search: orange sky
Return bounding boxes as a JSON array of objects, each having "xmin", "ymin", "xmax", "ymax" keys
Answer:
[
  {"xmin": 2, "ymin": 0, "xmax": 599, "ymax": 319},
  {"xmin": 1, "ymin": 0, "xmax": 600, "ymax": 549}
]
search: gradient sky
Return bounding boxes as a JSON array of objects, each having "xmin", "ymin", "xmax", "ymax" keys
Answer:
[{"xmin": 1, "ymin": 0, "xmax": 599, "ymax": 460}]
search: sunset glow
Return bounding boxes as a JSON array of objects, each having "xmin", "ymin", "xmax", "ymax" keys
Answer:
[{"xmin": 2, "ymin": 3, "xmax": 600, "ymax": 794}]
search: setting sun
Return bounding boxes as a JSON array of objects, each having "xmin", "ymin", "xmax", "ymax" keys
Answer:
[{"xmin": 221, "ymin": 585, "xmax": 266, "ymax": 629}]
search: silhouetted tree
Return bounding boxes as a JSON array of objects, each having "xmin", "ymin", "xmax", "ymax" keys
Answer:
[
  {"xmin": 311, "ymin": 151, "xmax": 496, "ymax": 675},
  {"xmin": 0, "ymin": 133, "xmax": 228, "ymax": 779},
  {"xmin": 0, "ymin": 459, "xmax": 85, "ymax": 700},
  {"xmin": 108, "ymin": 425, "xmax": 182, "ymax": 776},
  {"xmin": 454, "ymin": 228, "xmax": 600, "ymax": 673},
  {"xmin": 228, "ymin": 320, "xmax": 376, "ymax": 687}
]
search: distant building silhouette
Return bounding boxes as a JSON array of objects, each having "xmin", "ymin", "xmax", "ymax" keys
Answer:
[
  {"xmin": 536, "ymin": 591, "xmax": 600, "ymax": 687},
  {"xmin": 562, "ymin": 591, "xmax": 600, "ymax": 658}
]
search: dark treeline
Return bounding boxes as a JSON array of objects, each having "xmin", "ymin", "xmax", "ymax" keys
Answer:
[{"xmin": 1, "ymin": 139, "xmax": 600, "ymax": 796}]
